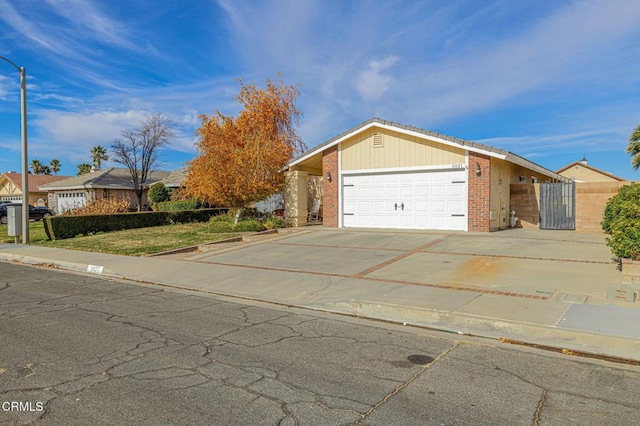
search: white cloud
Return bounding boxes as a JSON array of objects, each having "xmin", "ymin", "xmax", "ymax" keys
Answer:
[{"xmin": 355, "ymin": 56, "xmax": 400, "ymax": 102}]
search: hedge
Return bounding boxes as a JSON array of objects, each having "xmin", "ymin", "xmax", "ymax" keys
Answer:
[
  {"xmin": 156, "ymin": 199, "xmax": 203, "ymax": 211},
  {"xmin": 44, "ymin": 208, "xmax": 227, "ymax": 240}
]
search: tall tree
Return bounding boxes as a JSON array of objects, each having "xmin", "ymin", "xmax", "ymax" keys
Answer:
[
  {"xmin": 40, "ymin": 165, "xmax": 52, "ymax": 175},
  {"xmin": 626, "ymin": 124, "xmax": 640, "ymax": 170},
  {"xmin": 90, "ymin": 145, "xmax": 108, "ymax": 169},
  {"xmin": 77, "ymin": 163, "xmax": 92, "ymax": 175},
  {"xmin": 30, "ymin": 159, "xmax": 43, "ymax": 174},
  {"xmin": 50, "ymin": 159, "xmax": 61, "ymax": 175},
  {"xmin": 111, "ymin": 113, "xmax": 174, "ymax": 210},
  {"xmin": 186, "ymin": 77, "xmax": 305, "ymax": 222}
]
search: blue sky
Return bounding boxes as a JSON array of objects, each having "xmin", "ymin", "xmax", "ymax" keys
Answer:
[{"xmin": 1, "ymin": 0, "xmax": 640, "ymax": 179}]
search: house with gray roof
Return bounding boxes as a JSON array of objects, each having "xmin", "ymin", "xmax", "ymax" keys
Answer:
[
  {"xmin": 39, "ymin": 167, "xmax": 169, "ymax": 213},
  {"xmin": 284, "ymin": 117, "xmax": 567, "ymax": 232}
]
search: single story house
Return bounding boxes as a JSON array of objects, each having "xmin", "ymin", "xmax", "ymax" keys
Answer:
[
  {"xmin": 556, "ymin": 157, "xmax": 626, "ymax": 182},
  {"xmin": 153, "ymin": 167, "xmax": 189, "ymax": 189},
  {"xmin": 0, "ymin": 172, "xmax": 72, "ymax": 206},
  {"xmin": 284, "ymin": 118, "xmax": 567, "ymax": 232},
  {"xmin": 39, "ymin": 167, "xmax": 169, "ymax": 213}
]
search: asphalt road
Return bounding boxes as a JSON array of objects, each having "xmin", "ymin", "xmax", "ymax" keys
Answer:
[{"xmin": 1, "ymin": 262, "xmax": 639, "ymax": 426}]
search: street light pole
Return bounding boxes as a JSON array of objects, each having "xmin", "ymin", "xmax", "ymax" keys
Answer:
[{"xmin": 0, "ymin": 55, "xmax": 29, "ymax": 244}]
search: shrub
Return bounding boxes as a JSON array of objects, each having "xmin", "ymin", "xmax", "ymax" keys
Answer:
[
  {"xmin": 62, "ymin": 196, "xmax": 131, "ymax": 216},
  {"xmin": 233, "ymin": 219, "xmax": 266, "ymax": 232},
  {"xmin": 606, "ymin": 201, "xmax": 640, "ymax": 259},
  {"xmin": 44, "ymin": 208, "xmax": 226, "ymax": 240},
  {"xmin": 156, "ymin": 199, "xmax": 202, "ymax": 211},
  {"xmin": 226, "ymin": 207, "xmax": 266, "ymax": 222},
  {"xmin": 148, "ymin": 183, "xmax": 171, "ymax": 203},
  {"xmin": 263, "ymin": 216, "xmax": 285, "ymax": 230},
  {"xmin": 209, "ymin": 214, "xmax": 232, "ymax": 223},
  {"xmin": 602, "ymin": 183, "xmax": 640, "ymax": 233}
]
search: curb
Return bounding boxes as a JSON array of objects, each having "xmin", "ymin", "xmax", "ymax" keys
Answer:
[{"xmin": 0, "ymin": 252, "xmax": 124, "ymax": 279}]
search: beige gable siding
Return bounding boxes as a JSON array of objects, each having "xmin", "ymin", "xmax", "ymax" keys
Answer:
[
  {"xmin": 341, "ymin": 127, "xmax": 466, "ymax": 171},
  {"xmin": 558, "ymin": 164, "xmax": 620, "ymax": 182},
  {"xmin": 0, "ymin": 180, "xmax": 19, "ymax": 198}
]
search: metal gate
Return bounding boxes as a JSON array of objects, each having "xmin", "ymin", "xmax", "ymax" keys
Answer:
[{"xmin": 540, "ymin": 182, "xmax": 575, "ymax": 230}]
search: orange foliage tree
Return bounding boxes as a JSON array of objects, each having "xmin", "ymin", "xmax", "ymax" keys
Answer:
[{"xmin": 185, "ymin": 77, "xmax": 306, "ymax": 220}]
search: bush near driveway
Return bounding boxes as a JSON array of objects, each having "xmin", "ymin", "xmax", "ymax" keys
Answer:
[
  {"xmin": 603, "ymin": 183, "xmax": 640, "ymax": 259},
  {"xmin": 44, "ymin": 208, "xmax": 227, "ymax": 240},
  {"xmin": 602, "ymin": 183, "xmax": 640, "ymax": 233},
  {"xmin": 206, "ymin": 212, "xmax": 285, "ymax": 233}
]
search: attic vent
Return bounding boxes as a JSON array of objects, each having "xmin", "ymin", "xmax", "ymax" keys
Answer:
[{"xmin": 373, "ymin": 132, "xmax": 384, "ymax": 148}]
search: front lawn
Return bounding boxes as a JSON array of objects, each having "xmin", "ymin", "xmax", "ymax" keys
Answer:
[
  {"xmin": 0, "ymin": 222, "xmax": 49, "ymax": 244},
  {"xmin": 1, "ymin": 222, "xmax": 242, "ymax": 256}
]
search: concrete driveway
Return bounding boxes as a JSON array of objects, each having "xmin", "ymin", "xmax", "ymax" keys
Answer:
[{"xmin": 189, "ymin": 227, "xmax": 619, "ymax": 304}]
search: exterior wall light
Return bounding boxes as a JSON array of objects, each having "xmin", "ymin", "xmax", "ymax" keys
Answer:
[
  {"xmin": 326, "ymin": 172, "xmax": 332, "ymax": 182},
  {"xmin": 475, "ymin": 163, "xmax": 481, "ymax": 176}
]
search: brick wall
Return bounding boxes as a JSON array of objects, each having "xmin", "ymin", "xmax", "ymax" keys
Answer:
[
  {"xmin": 322, "ymin": 145, "xmax": 339, "ymax": 227},
  {"xmin": 509, "ymin": 184, "xmax": 540, "ymax": 228},
  {"xmin": 468, "ymin": 152, "xmax": 491, "ymax": 232},
  {"xmin": 510, "ymin": 181, "xmax": 633, "ymax": 232},
  {"xmin": 576, "ymin": 181, "xmax": 630, "ymax": 232}
]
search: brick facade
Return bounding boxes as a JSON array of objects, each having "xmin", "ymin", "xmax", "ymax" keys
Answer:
[
  {"xmin": 468, "ymin": 152, "xmax": 491, "ymax": 232},
  {"xmin": 322, "ymin": 145, "xmax": 339, "ymax": 227}
]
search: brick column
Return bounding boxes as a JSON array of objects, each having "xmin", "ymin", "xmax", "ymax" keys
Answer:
[
  {"xmin": 322, "ymin": 146, "xmax": 339, "ymax": 227},
  {"xmin": 468, "ymin": 152, "xmax": 491, "ymax": 232}
]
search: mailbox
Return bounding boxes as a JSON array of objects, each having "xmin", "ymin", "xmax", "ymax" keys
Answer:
[{"xmin": 7, "ymin": 205, "xmax": 22, "ymax": 236}]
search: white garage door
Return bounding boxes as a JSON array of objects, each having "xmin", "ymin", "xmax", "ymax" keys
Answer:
[
  {"xmin": 56, "ymin": 191, "xmax": 88, "ymax": 213},
  {"xmin": 342, "ymin": 169, "xmax": 467, "ymax": 231}
]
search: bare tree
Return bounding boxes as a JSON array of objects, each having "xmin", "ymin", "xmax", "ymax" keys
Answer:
[{"xmin": 111, "ymin": 113, "xmax": 174, "ymax": 210}]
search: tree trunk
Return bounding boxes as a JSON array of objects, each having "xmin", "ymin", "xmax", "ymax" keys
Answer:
[
  {"xmin": 234, "ymin": 208, "xmax": 242, "ymax": 225},
  {"xmin": 136, "ymin": 189, "xmax": 143, "ymax": 212}
]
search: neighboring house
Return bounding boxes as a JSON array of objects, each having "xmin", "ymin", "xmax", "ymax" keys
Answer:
[
  {"xmin": 284, "ymin": 118, "xmax": 567, "ymax": 232},
  {"xmin": 556, "ymin": 157, "xmax": 626, "ymax": 182},
  {"xmin": 0, "ymin": 172, "xmax": 72, "ymax": 206},
  {"xmin": 154, "ymin": 167, "xmax": 189, "ymax": 189},
  {"xmin": 39, "ymin": 167, "xmax": 170, "ymax": 213}
]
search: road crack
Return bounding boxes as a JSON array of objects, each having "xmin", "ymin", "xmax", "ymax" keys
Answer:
[
  {"xmin": 532, "ymin": 388, "xmax": 546, "ymax": 426},
  {"xmin": 358, "ymin": 342, "xmax": 460, "ymax": 424}
]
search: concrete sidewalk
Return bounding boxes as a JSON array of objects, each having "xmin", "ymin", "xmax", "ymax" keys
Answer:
[{"xmin": 1, "ymin": 228, "xmax": 639, "ymax": 362}]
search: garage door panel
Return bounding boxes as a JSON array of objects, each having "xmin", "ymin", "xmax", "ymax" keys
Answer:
[
  {"xmin": 448, "ymin": 199, "xmax": 465, "ymax": 214},
  {"xmin": 342, "ymin": 169, "xmax": 467, "ymax": 231},
  {"xmin": 448, "ymin": 183, "xmax": 465, "ymax": 197},
  {"xmin": 431, "ymin": 184, "xmax": 446, "ymax": 197}
]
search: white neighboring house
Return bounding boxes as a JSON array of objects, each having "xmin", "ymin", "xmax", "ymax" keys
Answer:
[{"xmin": 39, "ymin": 167, "xmax": 170, "ymax": 214}]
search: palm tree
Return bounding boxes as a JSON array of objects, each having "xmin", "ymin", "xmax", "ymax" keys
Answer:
[
  {"xmin": 627, "ymin": 124, "xmax": 640, "ymax": 170},
  {"xmin": 50, "ymin": 159, "xmax": 61, "ymax": 175},
  {"xmin": 77, "ymin": 163, "xmax": 92, "ymax": 175},
  {"xmin": 91, "ymin": 145, "xmax": 108, "ymax": 169},
  {"xmin": 30, "ymin": 159, "xmax": 43, "ymax": 174}
]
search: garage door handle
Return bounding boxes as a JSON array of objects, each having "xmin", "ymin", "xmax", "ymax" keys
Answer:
[
  {"xmin": 394, "ymin": 203, "xmax": 398, "ymax": 211},
  {"xmin": 400, "ymin": 203, "xmax": 404, "ymax": 211}
]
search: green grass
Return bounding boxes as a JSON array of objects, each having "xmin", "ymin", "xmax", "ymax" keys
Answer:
[
  {"xmin": 0, "ymin": 221, "xmax": 49, "ymax": 243},
  {"xmin": 1, "ymin": 221, "xmax": 243, "ymax": 256}
]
